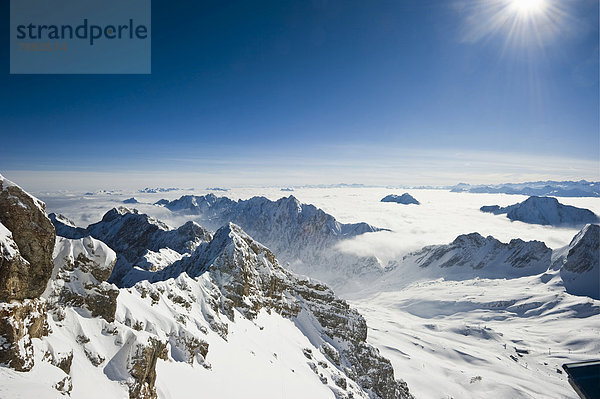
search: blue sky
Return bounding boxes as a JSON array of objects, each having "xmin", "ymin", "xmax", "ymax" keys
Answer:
[{"xmin": 1, "ymin": 0, "xmax": 598, "ymax": 189}]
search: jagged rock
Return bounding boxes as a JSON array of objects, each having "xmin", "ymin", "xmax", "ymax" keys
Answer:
[
  {"xmin": 381, "ymin": 193, "xmax": 420, "ymax": 205},
  {"xmin": 0, "ymin": 174, "xmax": 56, "ymax": 300},
  {"xmin": 152, "ymin": 194, "xmax": 388, "ymax": 292},
  {"xmin": 168, "ymin": 331, "xmax": 209, "ymax": 367},
  {"xmin": 49, "ymin": 207, "xmax": 212, "ymax": 285},
  {"xmin": 105, "ymin": 334, "xmax": 168, "ymax": 399},
  {"xmin": 480, "ymin": 196, "xmax": 599, "ymax": 226},
  {"xmin": 44, "ymin": 349, "xmax": 73, "ymax": 374},
  {"xmin": 393, "ymin": 232, "xmax": 551, "ymax": 279},
  {"xmin": 45, "ymin": 236, "xmax": 119, "ymax": 322},
  {"xmin": 54, "ymin": 376, "xmax": 73, "ymax": 395},
  {"xmin": 161, "ymin": 195, "xmax": 383, "ymax": 252},
  {"xmin": 0, "ymin": 299, "xmax": 48, "ymax": 371},
  {"xmin": 128, "ymin": 337, "xmax": 168, "ymax": 399},
  {"xmin": 49, "ymin": 213, "xmax": 86, "ymax": 238},
  {"xmin": 0, "ymin": 223, "xmax": 32, "ymax": 301}
]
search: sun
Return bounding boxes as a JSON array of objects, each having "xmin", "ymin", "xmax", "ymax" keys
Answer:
[
  {"xmin": 461, "ymin": 0, "xmax": 566, "ymax": 49},
  {"xmin": 509, "ymin": 0, "xmax": 547, "ymax": 16}
]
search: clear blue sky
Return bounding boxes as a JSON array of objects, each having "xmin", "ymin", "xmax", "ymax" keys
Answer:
[{"xmin": 1, "ymin": 0, "xmax": 598, "ymax": 188}]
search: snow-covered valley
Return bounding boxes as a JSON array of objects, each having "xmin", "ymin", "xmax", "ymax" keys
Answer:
[{"xmin": 351, "ymin": 275, "xmax": 599, "ymax": 399}]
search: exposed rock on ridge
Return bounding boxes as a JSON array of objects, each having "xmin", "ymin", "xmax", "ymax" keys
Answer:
[
  {"xmin": 44, "ymin": 236, "xmax": 119, "ymax": 322},
  {"xmin": 0, "ymin": 174, "xmax": 56, "ymax": 300}
]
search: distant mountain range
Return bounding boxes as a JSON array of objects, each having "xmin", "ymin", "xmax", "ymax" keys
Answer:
[
  {"xmin": 155, "ymin": 194, "xmax": 387, "ymax": 291},
  {"xmin": 138, "ymin": 187, "xmax": 193, "ymax": 193},
  {"xmin": 449, "ymin": 180, "xmax": 600, "ymax": 197}
]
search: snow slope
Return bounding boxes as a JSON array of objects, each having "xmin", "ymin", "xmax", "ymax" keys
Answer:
[{"xmin": 350, "ymin": 275, "xmax": 599, "ymax": 399}]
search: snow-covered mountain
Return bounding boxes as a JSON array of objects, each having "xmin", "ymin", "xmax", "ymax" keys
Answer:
[
  {"xmin": 351, "ymin": 225, "xmax": 597, "ymax": 301},
  {"xmin": 377, "ymin": 233, "xmax": 551, "ymax": 290},
  {"xmin": 50, "ymin": 207, "xmax": 213, "ymax": 285},
  {"xmin": 381, "ymin": 193, "xmax": 420, "ymax": 205},
  {"xmin": 481, "ymin": 196, "xmax": 599, "ymax": 226},
  {"xmin": 554, "ymin": 224, "xmax": 599, "ymax": 299},
  {"xmin": 156, "ymin": 194, "xmax": 388, "ymax": 291},
  {"xmin": 0, "ymin": 175, "xmax": 413, "ymax": 399},
  {"xmin": 450, "ymin": 180, "xmax": 600, "ymax": 197}
]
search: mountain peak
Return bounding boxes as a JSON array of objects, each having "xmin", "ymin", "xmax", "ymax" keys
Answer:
[
  {"xmin": 559, "ymin": 224, "xmax": 599, "ymax": 299},
  {"xmin": 481, "ymin": 196, "xmax": 599, "ymax": 226},
  {"xmin": 381, "ymin": 193, "xmax": 420, "ymax": 205}
]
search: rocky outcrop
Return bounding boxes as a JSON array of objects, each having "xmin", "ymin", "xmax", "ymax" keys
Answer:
[
  {"xmin": 45, "ymin": 236, "xmax": 119, "ymax": 322},
  {"xmin": 0, "ymin": 299, "xmax": 48, "ymax": 371},
  {"xmin": 480, "ymin": 196, "xmax": 599, "ymax": 226},
  {"xmin": 381, "ymin": 193, "xmax": 420, "ymax": 205},
  {"xmin": 0, "ymin": 174, "xmax": 56, "ymax": 300},
  {"xmin": 104, "ymin": 333, "xmax": 168, "ymax": 399},
  {"xmin": 128, "ymin": 338, "xmax": 168, "ymax": 399}
]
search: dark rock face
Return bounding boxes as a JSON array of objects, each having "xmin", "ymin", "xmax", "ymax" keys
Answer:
[
  {"xmin": 381, "ymin": 193, "xmax": 420, "ymax": 205},
  {"xmin": 0, "ymin": 299, "xmax": 49, "ymax": 371},
  {"xmin": 480, "ymin": 196, "xmax": 599, "ymax": 226},
  {"xmin": 49, "ymin": 213, "xmax": 86, "ymax": 238},
  {"xmin": 0, "ymin": 175, "xmax": 56, "ymax": 300},
  {"xmin": 128, "ymin": 338, "xmax": 168, "ymax": 399}
]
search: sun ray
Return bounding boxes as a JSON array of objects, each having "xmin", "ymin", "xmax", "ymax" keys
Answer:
[{"xmin": 460, "ymin": 0, "xmax": 570, "ymax": 50}]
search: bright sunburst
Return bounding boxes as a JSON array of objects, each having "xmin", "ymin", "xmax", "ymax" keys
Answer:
[
  {"xmin": 509, "ymin": 0, "xmax": 547, "ymax": 16},
  {"xmin": 462, "ymin": 0, "xmax": 568, "ymax": 49}
]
